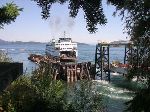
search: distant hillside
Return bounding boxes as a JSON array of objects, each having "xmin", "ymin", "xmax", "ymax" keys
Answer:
[
  {"xmin": 0, "ymin": 38, "xmax": 45, "ymax": 44},
  {"xmin": 0, "ymin": 39, "xmax": 9, "ymax": 44},
  {"xmin": 10, "ymin": 41, "xmax": 45, "ymax": 44},
  {"xmin": 0, "ymin": 38, "xmax": 90, "ymax": 45}
]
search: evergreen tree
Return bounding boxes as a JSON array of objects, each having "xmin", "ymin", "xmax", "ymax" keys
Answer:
[{"xmin": 0, "ymin": 2, "xmax": 22, "ymax": 28}]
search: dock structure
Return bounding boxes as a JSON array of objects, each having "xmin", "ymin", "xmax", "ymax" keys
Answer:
[
  {"xmin": 28, "ymin": 54, "xmax": 95, "ymax": 82},
  {"xmin": 52, "ymin": 62, "xmax": 95, "ymax": 82},
  {"xmin": 95, "ymin": 41, "xmax": 134, "ymax": 82},
  {"xmin": 29, "ymin": 41, "xmax": 143, "ymax": 82},
  {"xmin": 95, "ymin": 42, "xmax": 110, "ymax": 81}
]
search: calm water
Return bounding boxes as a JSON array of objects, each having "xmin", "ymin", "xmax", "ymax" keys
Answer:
[
  {"xmin": 0, "ymin": 43, "xmax": 134, "ymax": 112},
  {"xmin": 0, "ymin": 43, "xmax": 126, "ymax": 72}
]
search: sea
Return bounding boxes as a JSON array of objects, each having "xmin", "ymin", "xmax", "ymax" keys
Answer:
[{"xmin": 0, "ymin": 43, "xmax": 135, "ymax": 112}]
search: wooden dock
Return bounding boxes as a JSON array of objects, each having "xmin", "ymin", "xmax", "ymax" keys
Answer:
[
  {"xmin": 28, "ymin": 54, "xmax": 95, "ymax": 82},
  {"xmin": 52, "ymin": 62, "xmax": 95, "ymax": 82}
]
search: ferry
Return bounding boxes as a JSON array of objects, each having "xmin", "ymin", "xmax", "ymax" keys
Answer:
[{"xmin": 45, "ymin": 34, "xmax": 78, "ymax": 62}]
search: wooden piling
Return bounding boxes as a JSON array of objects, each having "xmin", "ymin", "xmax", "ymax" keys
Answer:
[{"xmin": 28, "ymin": 54, "xmax": 95, "ymax": 82}]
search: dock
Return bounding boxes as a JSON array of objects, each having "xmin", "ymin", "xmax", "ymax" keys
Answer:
[
  {"xmin": 28, "ymin": 54, "xmax": 95, "ymax": 82},
  {"xmin": 95, "ymin": 41, "xmax": 150, "ymax": 82},
  {"xmin": 28, "ymin": 41, "xmax": 150, "ymax": 82},
  {"xmin": 95, "ymin": 41, "xmax": 133, "ymax": 81}
]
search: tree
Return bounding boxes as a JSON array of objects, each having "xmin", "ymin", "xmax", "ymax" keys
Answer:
[
  {"xmin": 32, "ymin": 0, "xmax": 107, "ymax": 33},
  {"xmin": 0, "ymin": 2, "xmax": 23, "ymax": 29},
  {"xmin": 107, "ymin": 1, "xmax": 150, "ymax": 111},
  {"xmin": 107, "ymin": 0, "xmax": 150, "ymax": 46},
  {"xmin": 32, "ymin": 0, "xmax": 150, "ymax": 111},
  {"xmin": 0, "ymin": 69, "xmax": 72, "ymax": 112},
  {"xmin": 32, "ymin": 0, "xmax": 149, "ymax": 45},
  {"xmin": 111, "ymin": 1, "xmax": 149, "ymax": 111},
  {"xmin": 0, "ymin": 64, "xmax": 105, "ymax": 112}
]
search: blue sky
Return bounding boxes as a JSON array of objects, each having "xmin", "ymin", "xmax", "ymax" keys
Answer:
[{"xmin": 0, "ymin": 0, "xmax": 128, "ymax": 44}]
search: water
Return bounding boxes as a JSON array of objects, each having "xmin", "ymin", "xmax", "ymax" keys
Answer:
[
  {"xmin": 94, "ymin": 74, "xmax": 135, "ymax": 112},
  {"xmin": 0, "ymin": 43, "xmax": 126, "ymax": 72},
  {"xmin": 0, "ymin": 43, "xmax": 134, "ymax": 111},
  {"xmin": 0, "ymin": 43, "xmax": 46, "ymax": 73}
]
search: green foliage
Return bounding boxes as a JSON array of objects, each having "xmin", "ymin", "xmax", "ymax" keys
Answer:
[
  {"xmin": 1, "ymin": 76, "xmax": 67, "ymax": 112},
  {"xmin": 107, "ymin": 0, "xmax": 150, "ymax": 40},
  {"xmin": 107, "ymin": 0, "xmax": 150, "ymax": 111},
  {"xmin": 32, "ymin": 0, "xmax": 107, "ymax": 33},
  {"xmin": 67, "ymin": 80, "xmax": 105, "ymax": 112},
  {"xmin": 125, "ymin": 89, "xmax": 150, "ymax": 112},
  {"xmin": 0, "ymin": 61, "xmax": 66, "ymax": 112},
  {"xmin": 0, "ymin": 63, "xmax": 105, "ymax": 112},
  {"xmin": 32, "ymin": 66, "xmax": 67, "ymax": 112},
  {"xmin": 32, "ymin": 63, "xmax": 53, "ymax": 80},
  {"xmin": 0, "ymin": 51, "xmax": 12, "ymax": 62},
  {"xmin": 0, "ymin": 2, "xmax": 23, "ymax": 28},
  {"xmin": 0, "ymin": 66, "xmax": 70, "ymax": 112},
  {"xmin": 1, "ymin": 76, "xmax": 37, "ymax": 112}
]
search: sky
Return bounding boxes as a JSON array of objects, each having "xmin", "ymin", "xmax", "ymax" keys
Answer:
[{"xmin": 0, "ymin": 0, "xmax": 128, "ymax": 44}]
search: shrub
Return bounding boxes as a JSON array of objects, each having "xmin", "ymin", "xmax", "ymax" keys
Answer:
[
  {"xmin": 0, "ymin": 63, "xmax": 105, "ymax": 112},
  {"xmin": 0, "ymin": 51, "xmax": 12, "ymax": 62},
  {"xmin": 0, "ymin": 64, "xmax": 73, "ymax": 112},
  {"xmin": 67, "ymin": 80, "xmax": 106, "ymax": 112}
]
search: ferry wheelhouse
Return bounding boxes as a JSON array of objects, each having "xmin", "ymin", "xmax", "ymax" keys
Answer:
[{"xmin": 46, "ymin": 37, "xmax": 78, "ymax": 62}]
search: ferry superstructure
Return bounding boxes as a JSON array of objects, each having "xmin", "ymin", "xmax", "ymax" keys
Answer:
[{"xmin": 46, "ymin": 36, "xmax": 78, "ymax": 62}]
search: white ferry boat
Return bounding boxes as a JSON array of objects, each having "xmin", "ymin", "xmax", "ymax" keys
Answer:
[{"xmin": 46, "ymin": 35, "xmax": 78, "ymax": 62}]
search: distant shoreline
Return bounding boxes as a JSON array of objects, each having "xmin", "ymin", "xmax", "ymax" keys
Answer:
[
  {"xmin": 0, "ymin": 38, "xmax": 129, "ymax": 46},
  {"xmin": 0, "ymin": 38, "xmax": 89, "ymax": 45}
]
